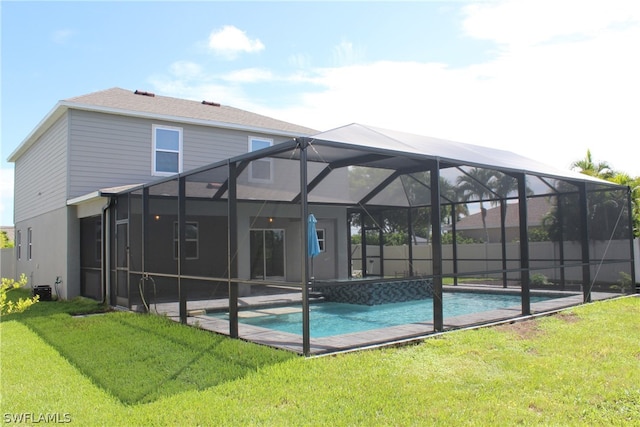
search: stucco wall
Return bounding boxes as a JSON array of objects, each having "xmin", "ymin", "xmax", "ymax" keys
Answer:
[
  {"xmin": 14, "ymin": 207, "xmax": 70, "ymax": 298},
  {"xmin": 0, "ymin": 248, "xmax": 16, "ymax": 280}
]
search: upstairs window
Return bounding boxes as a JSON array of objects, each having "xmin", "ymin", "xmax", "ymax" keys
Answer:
[
  {"xmin": 248, "ymin": 137, "xmax": 273, "ymax": 183},
  {"xmin": 153, "ymin": 125, "xmax": 183, "ymax": 176}
]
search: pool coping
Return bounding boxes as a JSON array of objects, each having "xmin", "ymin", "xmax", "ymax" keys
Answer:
[{"xmin": 152, "ymin": 287, "xmax": 621, "ymax": 355}]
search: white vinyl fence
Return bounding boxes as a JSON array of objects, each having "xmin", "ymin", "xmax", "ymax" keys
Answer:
[{"xmin": 353, "ymin": 239, "xmax": 637, "ymax": 285}]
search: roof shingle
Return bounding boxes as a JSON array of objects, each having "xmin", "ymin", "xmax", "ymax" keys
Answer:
[
  {"xmin": 66, "ymin": 87, "xmax": 317, "ymax": 135},
  {"xmin": 453, "ymin": 197, "xmax": 553, "ymax": 230}
]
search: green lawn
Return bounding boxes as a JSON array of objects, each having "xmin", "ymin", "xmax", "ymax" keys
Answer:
[{"xmin": 1, "ymin": 289, "xmax": 639, "ymax": 426}]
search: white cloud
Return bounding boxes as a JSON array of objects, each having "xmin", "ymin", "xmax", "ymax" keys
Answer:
[
  {"xmin": 51, "ymin": 29, "xmax": 74, "ymax": 44},
  {"xmin": 222, "ymin": 68, "xmax": 273, "ymax": 84},
  {"xmin": 260, "ymin": 20, "xmax": 640, "ymax": 175},
  {"xmin": 288, "ymin": 53, "xmax": 312, "ymax": 69},
  {"xmin": 332, "ymin": 41, "xmax": 365, "ymax": 66},
  {"xmin": 169, "ymin": 61, "xmax": 204, "ymax": 79},
  {"xmin": 152, "ymin": 1, "xmax": 640, "ymax": 176},
  {"xmin": 208, "ymin": 25, "xmax": 265, "ymax": 60},
  {"xmin": 462, "ymin": 0, "xmax": 640, "ymax": 48},
  {"xmin": 148, "ymin": 60, "xmax": 269, "ymax": 106}
]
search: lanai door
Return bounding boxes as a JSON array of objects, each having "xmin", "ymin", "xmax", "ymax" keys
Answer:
[
  {"xmin": 112, "ymin": 220, "xmax": 129, "ymax": 307},
  {"xmin": 250, "ymin": 229, "xmax": 285, "ymax": 280}
]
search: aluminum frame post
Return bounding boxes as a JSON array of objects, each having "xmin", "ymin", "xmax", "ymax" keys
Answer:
[
  {"xmin": 228, "ymin": 161, "xmax": 239, "ymax": 338},
  {"xmin": 578, "ymin": 182, "xmax": 591, "ymax": 302},
  {"xmin": 178, "ymin": 176, "xmax": 187, "ymax": 324},
  {"xmin": 430, "ymin": 161, "xmax": 443, "ymax": 331},
  {"xmin": 299, "ymin": 138, "xmax": 311, "ymax": 356},
  {"xmin": 517, "ymin": 173, "xmax": 530, "ymax": 315}
]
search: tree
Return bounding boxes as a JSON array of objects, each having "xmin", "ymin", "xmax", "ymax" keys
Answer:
[
  {"xmin": 571, "ymin": 149, "xmax": 613, "ymax": 179},
  {"xmin": 456, "ymin": 168, "xmax": 499, "ymax": 243},
  {"xmin": 0, "ymin": 274, "xmax": 39, "ymax": 315},
  {"xmin": 572, "ymin": 150, "xmax": 639, "ymax": 238},
  {"xmin": 0, "ymin": 231, "xmax": 13, "ymax": 248},
  {"xmin": 608, "ymin": 173, "xmax": 640, "ymax": 238},
  {"xmin": 545, "ymin": 153, "xmax": 639, "ymax": 240}
]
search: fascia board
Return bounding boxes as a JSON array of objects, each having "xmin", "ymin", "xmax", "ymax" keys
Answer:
[{"xmin": 66, "ymin": 191, "xmax": 103, "ymax": 206}]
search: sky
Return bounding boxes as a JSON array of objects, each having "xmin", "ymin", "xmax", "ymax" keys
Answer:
[{"xmin": 1, "ymin": 0, "xmax": 639, "ymax": 226}]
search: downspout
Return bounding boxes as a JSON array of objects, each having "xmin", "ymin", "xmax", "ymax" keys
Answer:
[{"xmin": 101, "ymin": 196, "xmax": 114, "ymax": 304}]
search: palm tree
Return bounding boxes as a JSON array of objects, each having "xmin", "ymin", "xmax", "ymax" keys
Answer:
[
  {"xmin": 571, "ymin": 149, "xmax": 613, "ymax": 179},
  {"xmin": 456, "ymin": 168, "xmax": 498, "ymax": 243},
  {"xmin": 608, "ymin": 173, "xmax": 640, "ymax": 238}
]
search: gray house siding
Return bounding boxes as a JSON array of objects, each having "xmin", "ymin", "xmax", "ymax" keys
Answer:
[
  {"xmin": 14, "ymin": 114, "xmax": 68, "ymax": 223},
  {"xmin": 67, "ymin": 110, "xmax": 294, "ymax": 198},
  {"xmin": 10, "ymin": 89, "xmax": 317, "ymax": 300},
  {"xmin": 68, "ymin": 110, "xmax": 154, "ymax": 198},
  {"xmin": 183, "ymin": 126, "xmax": 291, "ymax": 172}
]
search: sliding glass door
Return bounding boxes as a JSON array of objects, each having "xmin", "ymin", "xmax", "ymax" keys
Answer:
[{"xmin": 250, "ymin": 229, "xmax": 285, "ymax": 280}]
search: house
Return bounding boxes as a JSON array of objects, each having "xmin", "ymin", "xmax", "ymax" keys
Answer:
[
  {"xmin": 450, "ymin": 197, "xmax": 553, "ymax": 243},
  {"xmin": 7, "ymin": 87, "xmax": 317, "ymax": 300},
  {"xmin": 9, "ymin": 94, "xmax": 634, "ymax": 354}
]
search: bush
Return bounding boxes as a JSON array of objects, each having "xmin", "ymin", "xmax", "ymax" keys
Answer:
[
  {"xmin": 0, "ymin": 274, "xmax": 39, "ymax": 315},
  {"xmin": 613, "ymin": 271, "xmax": 632, "ymax": 293},
  {"xmin": 530, "ymin": 273, "xmax": 550, "ymax": 286}
]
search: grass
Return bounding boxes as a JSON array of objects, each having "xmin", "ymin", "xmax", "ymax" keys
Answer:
[{"xmin": 1, "ymin": 288, "xmax": 639, "ymax": 425}]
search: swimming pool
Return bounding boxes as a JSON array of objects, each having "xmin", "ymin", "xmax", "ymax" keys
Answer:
[{"xmin": 209, "ymin": 292, "xmax": 553, "ymax": 338}]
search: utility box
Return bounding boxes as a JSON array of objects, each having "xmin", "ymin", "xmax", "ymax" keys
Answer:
[{"xmin": 33, "ymin": 285, "xmax": 52, "ymax": 301}]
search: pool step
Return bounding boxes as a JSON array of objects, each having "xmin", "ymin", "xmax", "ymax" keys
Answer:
[{"xmin": 239, "ymin": 306, "xmax": 302, "ymax": 318}]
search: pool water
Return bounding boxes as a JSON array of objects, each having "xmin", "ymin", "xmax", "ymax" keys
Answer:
[{"xmin": 210, "ymin": 293, "xmax": 552, "ymax": 338}]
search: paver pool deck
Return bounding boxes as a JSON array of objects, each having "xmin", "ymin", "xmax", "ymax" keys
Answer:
[{"xmin": 149, "ymin": 285, "xmax": 620, "ymax": 355}]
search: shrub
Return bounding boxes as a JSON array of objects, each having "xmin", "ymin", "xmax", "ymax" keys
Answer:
[
  {"xmin": 613, "ymin": 271, "xmax": 632, "ymax": 293},
  {"xmin": 0, "ymin": 274, "xmax": 39, "ymax": 315},
  {"xmin": 530, "ymin": 273, "xmax": 550, "ymax": 286}
]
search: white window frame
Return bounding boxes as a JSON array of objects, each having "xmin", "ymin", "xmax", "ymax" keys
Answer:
[
  {"xmin": 27, "ymin": 227, "xmax": 33, "ymax": 261},
  {"xmin": 316, "ymin": 228, "xmax": 326, "ymax": 253},
  {"xmin": 16, "ymin": 230, "xmax": 21, "ymax": 260},
  {"xmin": 173, "ymin": 221, "xmax": 199, "ymax": 260},
  {"xmin": 248, "ymin": 136, "xmax": 273, "ymax": 183},
  {"xmin": 152, "ymin": 125, "xmax": 183, "ymax": 176}
]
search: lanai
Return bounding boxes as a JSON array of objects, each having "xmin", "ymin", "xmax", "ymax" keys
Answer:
[{"xmin": 101, "ymin": 123, "xmax": 635, "ymax": 355}]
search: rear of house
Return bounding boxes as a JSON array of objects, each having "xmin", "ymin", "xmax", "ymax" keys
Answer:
[{"xmin": 8, "ymin": 88, "xmax": 316, "ymax": 300}]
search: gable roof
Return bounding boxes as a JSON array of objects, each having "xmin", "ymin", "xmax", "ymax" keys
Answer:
[
  {"xmin": 8, "ymin": 87, "xmax": 317, "ymax": 162},
  {"xmin": 452, "ymin": 197, "xmax": 553, "ymax": 230}
]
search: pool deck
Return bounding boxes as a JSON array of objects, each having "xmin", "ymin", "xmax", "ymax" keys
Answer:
[{"xmin": 150, "ymin": 286, "xmax": 621, "ymax": 356}]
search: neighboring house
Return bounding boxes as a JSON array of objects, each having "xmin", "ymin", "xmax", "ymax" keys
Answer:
[
  {"xmin": 8, "ymin": 87, "xmax": 316, "ymax": 299},
  {"xmin": 449, "ymin": 197, "xmax": 553, "ymax": 243}
]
